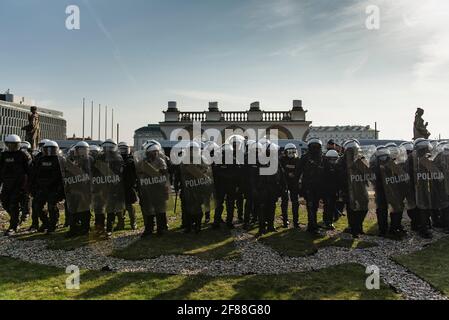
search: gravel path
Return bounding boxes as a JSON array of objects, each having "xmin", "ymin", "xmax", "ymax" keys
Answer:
[{"xmin": 0, "ymin": 220, "xmax": 447, "ymax": 300}]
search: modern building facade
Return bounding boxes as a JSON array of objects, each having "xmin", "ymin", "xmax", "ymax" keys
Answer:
[
  {"xmin": 0, "ymin": 93, "xmax": 67, "ymax": 143},
  {"xmin": 307, "ymin": 125, "xmax": 378, "ymax": 146},
  {"xmin": 134, "ymin": 100, "xmax": 312, "ymax": 150}
]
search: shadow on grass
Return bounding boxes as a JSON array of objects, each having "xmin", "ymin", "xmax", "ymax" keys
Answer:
[
  {"xmin": 112, "ymin": 224, "xmax": 239, "ymax": 261},
  {"xmin": 256, "ymin": 228, "xmax": 377, "ymax": 257},
  {"xmin": 14, "ymin": 229, "xmax": 103, "ymax": 251},
  {"xmin": 0, "ymin": 257, "xmax": 401, "ymax": 300},
  {"xmin": 76, "ymin": 271, "xmax": 177, "ymax": 300},
  {"xmin": 229, "ymin": 263, "xmax": 400, "ymax": 300}
]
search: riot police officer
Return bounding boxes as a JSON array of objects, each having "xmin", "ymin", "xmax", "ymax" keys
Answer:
[
  {"xmin": 91, "ymin": 145, "xmax": 106, "ymax": 233},
  {"xmin": 242, "ymin": 140, "xmax": 260, "ymax": 229},
  {"xmin": 19, "ymin": 141, "xmax": 32, "ymax": 225},
  {"xmin": 279, "ymin": 143, "xmax": 301, "ymax": 229},
  {"xmin": 63, "ymin": 141, "xmax": 93, "ymax": 238},
  {"xmin": 117, "ymin": 141, "xmax": 138, "ymax": 230},
  {"xmin": 323, "ymin": 150, "xmax": 341, "ymax": 230},
  {"xmin": 31, "ymin": 141, "xmax": 64, "ymax": 234},
  {"xmin": 0, "ymin": 135, "xmax": 32, "ymax": 236},
  {"xmin": 136, "ymin": 142, "xmax": 169, "ymax": 236},
  {"xmin": 375, "ymin": 145, "xmax": 409, "ymax": 237},
  {"xmin": 95, "ymin": 139, "xmax": 126, "ymax": 238},
  {"xmin": 255, "ymin": 141, "xmax": 283, "ymax": 236},
  {"xmin": 299, "ymin": 138, "xmax": 325, "ymax": 235},
  {"xmin": 400, "ymin": 141, "xmax": 418, "ymax": 231},
  {"xmin": 32, "ymin": 139, "xmax": 50, "ymax": 160},
  {"xmin": 225, "ymin": 135, "xmax": 246, "ymax": 227},
  {"xmin": 174, "ymin": 141, "xmax": 215, "ymax": 234},
  {"xmin": 212, "ymin": 143, "xmax": 241, "ymax": 229},
  {"xmin": 340, "ymin": 140, "xmax": 374, "ymax": 238},
  {"xmin": 411, "ymin": 139, "xmax": 435, "ymax": 238},
  {"xmin": 373, "ymin": 146, "xmax": 390, "ymax": 236}
]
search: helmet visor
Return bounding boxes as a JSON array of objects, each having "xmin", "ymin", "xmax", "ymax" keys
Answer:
[{"xmin": 6, "ymin": 142, "xmax": 20, "ymax": 152}]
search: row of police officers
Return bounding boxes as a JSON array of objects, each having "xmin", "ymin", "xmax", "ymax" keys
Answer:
[{"xmin": 1, "ymin": 134, "xmax": 449, "ymax": 240}]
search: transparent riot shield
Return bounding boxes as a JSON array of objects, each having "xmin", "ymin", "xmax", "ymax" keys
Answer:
[
  {"xmin": 90, "ymin": 152, "xmax": 105, "ymax": 215},
  {"xmin": 179, "ymin": 161, "xmax": 216, "ymax": 214},
  {"xmin": 346, "ymin": 146, "xmax": 376, "ymax": 212},
  {"xmin": 413, "ymin": 150, "xmax": 448, "ymax": 210},
  {"xmin": 434, "ymin": 144, "xmax": 449, "ymax": 196},
  {"xmin": 430, "ymin": 146, "xmax": 449, "ymax": 210},
  {"xmin": 91, "ymin": 151, "xmax": 125, "ymax": 213},
  {"xmin": 59, "ymin": 155, "xmax": 92, "ymax": 214},
  {"xmin": 134, "ymin": 151, "xmax": 172, "ymax": 215},
  {"xmin": 379, "ymin": 159, "xmax": 410, "ymax": 213}
]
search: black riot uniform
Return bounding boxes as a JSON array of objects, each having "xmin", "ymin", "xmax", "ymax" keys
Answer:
[
  {"xmin": 31, "ymin": 150, "xmax": 64, "ymax": 233},
  {"xmin": 117, "ymin": 152, "xmax": 138, "ymax": 230},
  {"xmin": 299, "ymin": 142, "xmax": 325, "ymax": 234},
  {"xmin": 432, "ymin": 147, "xmax": 449, "ymax": 232},
  {"xmin": 241, "ymin": 161, "xmax": 260, "ymax": 229},
  {"xmin": 0, "ymin": 147, "xmax": 32, "ymax": 235},
  {"xmin": 212, "ymin": 156, "xmax": 242, "ymax": 229},
  {"xmin": 279, "ymin": 153, "xmax": 301, "ymax": 228},
  {"xmin": 18, "ymin": 148, "xmax": 33, "ymax": 226},
  {"xmin": 28, "ymin": 151, "xmax": 44, "ymax": 231},
  {"xmin": 433, "ymin": 146, "xmax": 449, "ymax": 233},
  {"xmin": 91, "ymin": 151, "xmax": 106, "ymax": 232},
  {"xmin": 373, "ymin": 153, "xmax": 389, "ymax": 236},
  {"xmin": 400, "ymin": 147, "xmax": 419, "ymax": 232},
  {"xmin": 322, "ymin": 153, "xmax": 341, "ymax": 230},
  {"xmin": 255, "ymin": 144, "xmax": 283, "ymax": 236}
]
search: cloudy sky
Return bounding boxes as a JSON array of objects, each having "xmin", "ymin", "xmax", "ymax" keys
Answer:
[{"xmin": 1, "ymin": 0, "xmax": 448, "ymax": 143}]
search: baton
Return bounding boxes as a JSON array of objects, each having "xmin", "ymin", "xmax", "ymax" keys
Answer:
[{"xmin": 174, "ymin": 190, "xmax": 179, "ymax": 216}]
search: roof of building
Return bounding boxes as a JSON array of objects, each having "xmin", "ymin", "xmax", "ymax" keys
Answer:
[
  {"xmin": 135, "ymin": 124, "xmax": 162, "ymax": 134},
  {"xmin": 310, "ymin": 125, "xmax": 374, "ymax": 132},
  {"xmin": 0, "ymin": 99, "xmax": 64, "ymax": 118}
]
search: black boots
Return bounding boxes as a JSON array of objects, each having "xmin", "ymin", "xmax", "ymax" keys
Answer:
[{"xmin": 141, "ymin": 213, "xmax": 167, "ymax": 238}]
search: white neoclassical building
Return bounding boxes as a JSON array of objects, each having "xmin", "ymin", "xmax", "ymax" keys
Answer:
[{"xmin": 134, "ymin": 100, "xmax": 312, "ymax": 149}]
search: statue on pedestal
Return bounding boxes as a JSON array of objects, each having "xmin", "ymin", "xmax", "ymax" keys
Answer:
[
  {"xmin": 21, "ymin": 106, "xmax": 40, "ymax": 151},
  {"xmin": 413, "ymin": 108, "xmax": 430, "ymax": 140}
]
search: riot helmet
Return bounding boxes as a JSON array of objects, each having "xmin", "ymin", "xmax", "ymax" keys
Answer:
[
  {"xmin": 43, "ymin": 140, "xmax": 59, "ymax": 156},
  {"xmin": 5, "ymin": 134, "xmax": 21, "ymax": 152}
]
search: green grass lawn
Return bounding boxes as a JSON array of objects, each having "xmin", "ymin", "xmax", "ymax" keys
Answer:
[
  {"xmin": 393, "ymin": 237, "xmax": 449, "ymax": 296},
  {"xmin": 0, "ymin": 257, "xmax": 401, "ymax": 300}
]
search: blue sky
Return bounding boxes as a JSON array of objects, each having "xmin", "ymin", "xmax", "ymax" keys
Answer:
[{"xmin": 1, "ymin": 0, "xmax": 449, "ymax": 143}]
